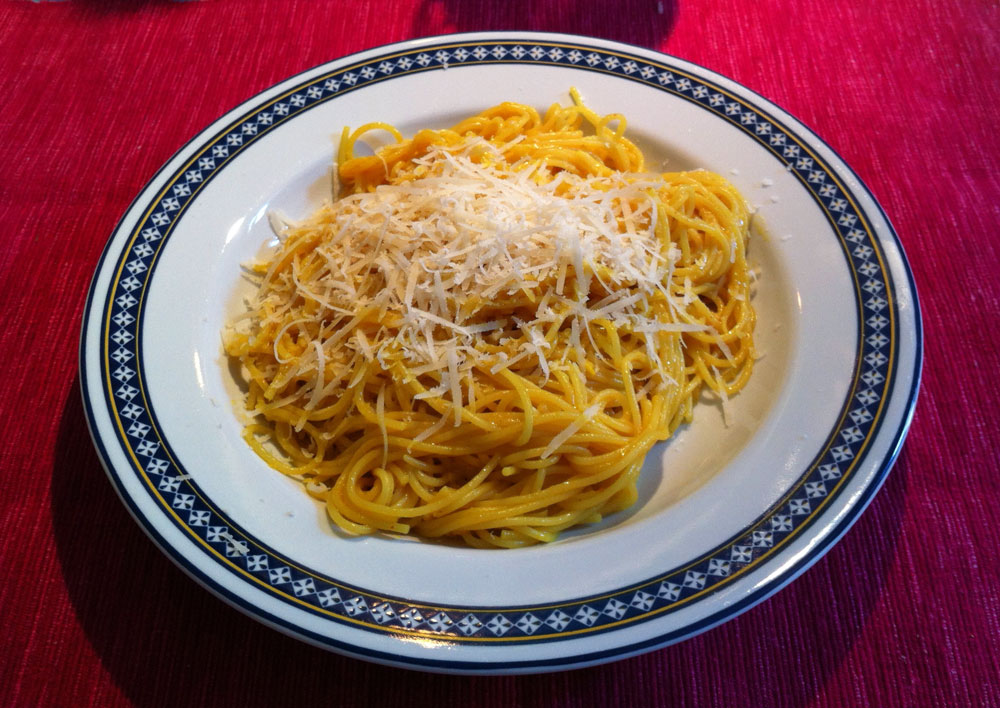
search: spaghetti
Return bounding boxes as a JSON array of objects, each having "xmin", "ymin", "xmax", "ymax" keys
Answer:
[{"xmin": 223, "ymin": 91, "xmax": 756, "ymax": 548}]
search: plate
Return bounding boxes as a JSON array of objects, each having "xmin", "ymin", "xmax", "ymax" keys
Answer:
[{"xmin": 80, "ymin": 32, "xmax": 921, "ymax": 674}]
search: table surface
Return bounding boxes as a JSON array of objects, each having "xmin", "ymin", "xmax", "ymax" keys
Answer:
[{"xmin": 2, "ymin": 1, "xmax": 998, "ymax": 706}]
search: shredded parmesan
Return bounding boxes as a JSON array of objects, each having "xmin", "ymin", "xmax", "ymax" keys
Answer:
[
  {"xmin": 252, "ymin": 149, "xmax": 693, "ymax": 390},
  {"xmin": 541, "ymin": 404, "xmax": 602, "ymax": 459}
]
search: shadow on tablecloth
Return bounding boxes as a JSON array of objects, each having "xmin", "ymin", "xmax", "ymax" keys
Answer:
[
  {"xmin": 52, "ymin": 376, "xmax": 907, "ymax": 707},
  {"xmin": 411, "ymin": 0, "xmax": 678, "ymax": 49}
]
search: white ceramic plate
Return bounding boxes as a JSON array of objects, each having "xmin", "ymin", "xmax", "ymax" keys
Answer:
[{"xmin": 80, "ymin": 32, "xmax": 921, "ymax": 674}]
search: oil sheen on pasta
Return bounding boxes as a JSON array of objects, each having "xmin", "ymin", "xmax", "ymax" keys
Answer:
[{"xmin": 223, "ymin": 91, "xmax": 756, "ymax": 548}]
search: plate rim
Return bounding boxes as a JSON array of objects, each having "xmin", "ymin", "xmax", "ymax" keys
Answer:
[{"xmin": 79, "ymin": 30, "xmax": 923, "ymax": 673}]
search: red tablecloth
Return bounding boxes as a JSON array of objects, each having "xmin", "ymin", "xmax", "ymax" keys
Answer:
[{"xmin": 3, "ymin": 1, "xmax": 998, "ymax": 705}]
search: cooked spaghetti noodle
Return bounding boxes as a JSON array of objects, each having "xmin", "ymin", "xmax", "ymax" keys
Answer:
[{"xmin": 223, "ymin": 91, "xmax": 756, "ymax": 548}]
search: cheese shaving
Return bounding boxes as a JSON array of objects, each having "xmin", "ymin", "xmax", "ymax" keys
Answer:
[
  {"xmin": 541, "ymin": 404, "xmax": 601, "ymax": 459},
  {"xmin": 244, "ymin": 149, "xmax": 703, "ymax": 390}
]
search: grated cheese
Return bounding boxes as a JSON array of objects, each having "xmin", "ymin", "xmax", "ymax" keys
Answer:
[
  {"xmin": 541, "ymin": 404, "xmax": 602, "ymax": 459},
  {"xmin": 253, "ymin": 147, "xmax": 706, "ymax": 398}
]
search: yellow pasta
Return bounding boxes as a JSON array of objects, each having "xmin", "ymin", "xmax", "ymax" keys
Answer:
[{"xmin": 223, "ymin": 91, "xmax": 756, "ymax": 548}]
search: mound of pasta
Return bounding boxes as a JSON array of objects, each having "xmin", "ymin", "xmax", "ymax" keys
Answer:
[{"xmin": 223, "ymin": 91, "xmax": 756, "ymax": 548}]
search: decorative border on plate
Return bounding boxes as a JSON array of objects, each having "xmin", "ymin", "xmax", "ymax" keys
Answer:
[{"xmin": 97, "ymin": 40, "xmax": 897, "ymax": 642}]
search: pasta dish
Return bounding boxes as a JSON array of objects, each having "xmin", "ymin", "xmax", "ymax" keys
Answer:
[{"xmin": 223, "ymin": 91, "xmax": 756, "ymax": 548}]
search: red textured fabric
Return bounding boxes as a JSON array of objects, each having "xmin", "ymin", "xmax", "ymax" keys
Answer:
[{"xmin": 2, "ymin": 1, "xmax": 998, "ymax": 705}]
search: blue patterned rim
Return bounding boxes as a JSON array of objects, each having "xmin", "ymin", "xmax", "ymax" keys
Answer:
[{"xmin": 80, "ymin": 35, "xmax": 921, "ymax": 669}]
